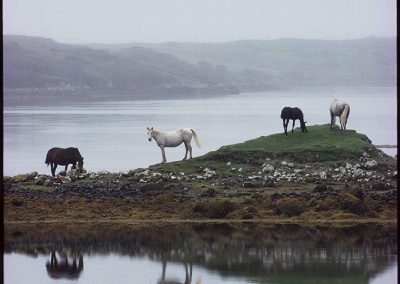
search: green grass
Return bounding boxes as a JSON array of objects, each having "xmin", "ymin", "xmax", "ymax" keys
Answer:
[{"xmin": 150, "ymin": 124, "xmax": 395, "ymax": 173}]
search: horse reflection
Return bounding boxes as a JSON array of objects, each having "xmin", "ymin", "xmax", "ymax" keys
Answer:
[
  {"xmin": 158, "ymin": 258, "xmax": 192, "ymax": 284},
  {"xmin": 46, "ymin": 250, "xmax": 84, "ymax": 280}
]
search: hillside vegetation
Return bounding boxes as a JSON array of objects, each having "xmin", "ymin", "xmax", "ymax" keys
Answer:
[
  {"xmin": 150, "ymin": 124, "xmax": 394, "ymax": 174},
  {"xmin": 4, "ymin": 35, "xmax": 396, "ymax": 100}
]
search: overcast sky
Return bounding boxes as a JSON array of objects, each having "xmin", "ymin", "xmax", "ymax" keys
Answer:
[{"xmin": 3, "ymin": 0, "xmax": 397, "ymax": 44}]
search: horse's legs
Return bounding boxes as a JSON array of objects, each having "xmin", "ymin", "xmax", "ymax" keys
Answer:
[
  {"xmin": 188, "ymin": 143, "xmax": 193, "ymax": 159},
  {"xmin": 183, "ymin": 143, "xmax": 188, "ymax": 160},
  {"xmin": 283, "ymin": 119, "xmax": 289, "ymax": 136},
  {"xmin": 51, "ymin": 163, "xmax": 56, "ymax": 177},
  {"xmin": 51, "ymin": 163, "xmax": 57, "ymax": 177},
  {"xmin": 160, "ymin": 146, "xmax": 167, "ymax": 163},
  {"xmin": 65, "ymin": 164, "xmax": 68, "ymax": 171},
  {"xmin": 291, "ymin": 119, "xmax": 295, "ymax": 134},
  {"xmin": 330, "ymin": 112, "xmax": 335, "ymax": 130},
  {"xmin": 282, "ymin": 119, "xmax": 287, "ymax": 136}
]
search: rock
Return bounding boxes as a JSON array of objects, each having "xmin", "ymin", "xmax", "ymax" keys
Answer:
[
  {"xmin": 364, "ymin": 160, "xmax": 378, "ymax": 169},
  {"xmin": 203, "ymin": 168, "xmax": 216, "ymax": 178},
  {"xmin": 370, "ymin": 182, "xmax": 392, "ymax": 191},
  {"xmin": 287, "ymin": 163, "xmax": 294, "ymax": 168},
  {"xmin": 4, "ymin": 176, "xmax": 14, "ymax": 183},
  {"xmin": 319, "ymin": 171, "xmax": 327, "ymax": 179},
  {"xmin": 238, "ymin": 168, "xmax": 243, "ymax": 172},
  {"xmin": 43, "ymin": 179, "xmax": 53, "ymax": 186},
  {"xmin": 15, "ymin": 172, "xmax": 38, "ymax": 182},
  {"xmin": 281, "ymin": 161, "xmax": 288, "ymax": 166},
  {"xmin": 58, "ymin": 171, "xmax": 67, "ymax": 177},
  {"xmin": 206, "ymin": 188, "xmax": 216, "ymax": 197},
  {"xmin": 60, "ymin": 176, "xmax": 72, "ymax": 183},
  {"xmin": 262, "ymin": 164, "xmax": 275, "ymax": 173},
  {"xmin": 128, "ymin": 168, "xmax": 146, "ymax": 175},
  {"xmin": 294, "ymin": 169, "xmax": 303, "ymax": 174},
  {"xmin": 243, "ymin": 182, "xmax": 258, "ymax": 188},
  {"xmin": 140, "ymin": 183, "xmax": 163, "ymax": 192},
  {"xmin": 270, "ymin": 193, "xmax": 280, "ymax": 200},
  {"xmin": 34, "ymin": 175, "xmax": 47, "ymax": 185},
  {"xmin": 313, "ymin": 184, "xmax": 328, "ymax": 193},
  {"xmin": 226, "ymin": 162, "xmax": 232, "ymax": 166}
]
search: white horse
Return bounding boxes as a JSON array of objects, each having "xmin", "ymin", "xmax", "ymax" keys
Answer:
[
  {"xmin": 330, "ymin": 99, "xmax": 350, "ymax": 130},
  {"xmin": 147, "ymin": 127, "xmax": 201, "ymax": 163}
]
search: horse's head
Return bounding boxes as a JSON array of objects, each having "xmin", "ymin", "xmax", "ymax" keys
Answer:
[
  {"xmin": 147, "ymin": 127, "xmax": 154, "ymax": 141},
  {"xmin": 77, "ymin": 157, "xmax": 84, "ymax": 172},
  {"xmin": 301, "ymin": 120, "xmax": 308, "ymax": 133},
  {"xmin": 73, "ymin": 148, "xmax": 84, "ymax": 172}
]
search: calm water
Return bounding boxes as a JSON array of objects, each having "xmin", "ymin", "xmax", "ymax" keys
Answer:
[
  {"xmin": 3, "ymin": 87, "xmax": 397, "ymax": 176},
  {"xmin": 3, "ymin": 223, "xmax": 397, "ymax": 284}
]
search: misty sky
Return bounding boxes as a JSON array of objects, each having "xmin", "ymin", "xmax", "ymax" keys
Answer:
[{"xmin": 3, "ymin": 0, "xmax": 397, "ymax": 44}]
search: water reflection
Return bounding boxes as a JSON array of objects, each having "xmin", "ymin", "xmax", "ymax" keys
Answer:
[
  {"xmin": 159, "ymin": 258, "xmax": 192, "ymax": 284},
  {"xmin": 46, "ymin": 250, "xmax": 84, "ymax": 280},
  {"xmin": 4, "ymin": 222, "xmax": 397, "ymax": 284}
]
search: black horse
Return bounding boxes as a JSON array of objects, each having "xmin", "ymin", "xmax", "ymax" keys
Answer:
[
  {"xmin": 45, "ymin": 147, "xmax": 84, "ymax": 177},
  {"xmin": 280, "ymin": 107, "xmax": 308, "ymax": 136}
]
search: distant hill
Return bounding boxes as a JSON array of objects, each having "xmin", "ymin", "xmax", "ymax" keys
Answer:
[
  {"xmin": 3, "ymin": 35, "xmax": 396, "ymax": 99},
  {"xmin": 91, "ymin": 37, "xmax": 397, "ymax": 87}
]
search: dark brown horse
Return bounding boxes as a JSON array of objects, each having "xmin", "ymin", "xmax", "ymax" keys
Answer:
[
  {"xmin": 45, "ymin": 147, "xmax": 84, "ymax": 177},
  {"xmin": 280, "ymin": 107, "xmax": 308, "ymax": 136}
]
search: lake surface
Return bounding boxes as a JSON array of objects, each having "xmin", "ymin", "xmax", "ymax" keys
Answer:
[
  {"xmin": 3, "ymin": 86, "xmax": 397, "ymax": 176},
  {"xmin": 3, "ymin": 222, "xmax": 398, "ymax": 284}
]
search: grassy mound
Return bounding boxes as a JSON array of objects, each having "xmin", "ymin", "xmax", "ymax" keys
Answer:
[
  {"xmin": 208, "ymin": 124, "xmax": 381, "ymax": 162},
  {"xmin": 151, "ymin": 124, "xmax": 394, "ymax": 173}
]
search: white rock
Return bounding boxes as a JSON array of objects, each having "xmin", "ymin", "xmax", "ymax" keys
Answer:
[
  {"xmin": 287, "ymin": 163, "xmax": 294, "ymax": 168},
  {"xmin": 364, "ymin": 160, "xmax": 378, "ymax": 168},
  {"xmin": 281, "ymin": 161, "xmax": 288, "ymax": 166},
  {"xmin": 262, "ymin": 164, "xmax": 275, "ymax": 173},
  {"xmin": 226, "ymin": 162, "xmax": 232, "ymax": 166}
]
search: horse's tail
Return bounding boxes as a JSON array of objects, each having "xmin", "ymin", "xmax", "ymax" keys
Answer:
[
  {"xmin": 340, "ymin": 104, "xmax": 350, "ymax": 124},
  {"xmin": 191, "ymin": 129, "xmax": 202, "ymax": 148},
  {"xmin": 45, "ymin": 151, "xmax": 51, "ymax": 166}
]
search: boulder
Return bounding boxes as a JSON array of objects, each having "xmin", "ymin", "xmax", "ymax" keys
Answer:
[
  {"xmin": 262, "ymin": 164, "xmax": 275, "ymax": 173},
  {"xmin": 364, "ymin": 160, "xmax": 378, "ymax": 169},
  {"xmin": 203, "ymin": 168, "xmax": 216, "ymax": 178},
  {"xmin": 15, "ymin": 172, "xmax": 38, "ymax": 182}
]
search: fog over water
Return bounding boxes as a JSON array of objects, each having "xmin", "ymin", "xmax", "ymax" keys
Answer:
[
  {"xmin": 3, "ymin": 87, "xmax": 396, "ymax": 176},
  {"xmin": 4, "ymin": 0, "xmax": 396, "ymax": 43}
]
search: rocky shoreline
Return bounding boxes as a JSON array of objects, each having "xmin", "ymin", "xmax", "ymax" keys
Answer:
[{"xmin": 4, "ymin": 149, "xmax": 397, "ymax": 223}]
